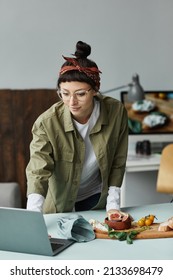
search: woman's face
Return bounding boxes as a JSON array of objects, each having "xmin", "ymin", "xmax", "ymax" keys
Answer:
[{"xmin": 59, "ymin": 81, "xmax": 97, "ymax": 123}]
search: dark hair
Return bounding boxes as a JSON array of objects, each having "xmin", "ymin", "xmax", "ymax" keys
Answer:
[{"xmin": 57, "ymin": 41, "xmax": 100, "ymax": 90}]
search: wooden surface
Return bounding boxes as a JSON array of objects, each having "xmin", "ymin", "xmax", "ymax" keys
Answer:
[
  {"xmin": 124, "ymin": 93, "xmax": 173, "ymax": 133},
  {"xmin": 95, "ymin": 223, "xmax": 173, "ymax": 240},
  {"xmin": 0, "ymin": 89, "xmax": 59, "ymax": 207},
  {"xmin": 156, "ymin": 144, "xmax": 173, "ymax": 194}
]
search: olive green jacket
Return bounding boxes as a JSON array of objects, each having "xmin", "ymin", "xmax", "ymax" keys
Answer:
[{"xmin": 26, "ymin": 95, "xmax": 128, "ymax": 213}]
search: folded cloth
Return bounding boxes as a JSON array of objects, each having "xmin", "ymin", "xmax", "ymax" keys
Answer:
[{"xmin": 56, "ymin": 213, "xmax": 95, "ymax": 242}]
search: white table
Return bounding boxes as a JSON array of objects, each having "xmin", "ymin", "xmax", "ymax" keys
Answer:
[
  {"xmin": 126, "ymin": 153, "xmax": 161, "ymax": 172},
  {"xmin": 0, "ymin": 203, "xmax": 173, "ymax": 260},
  {"xmin": 120, "ymin": 153, "xmax": 171, "ymax": 207}
]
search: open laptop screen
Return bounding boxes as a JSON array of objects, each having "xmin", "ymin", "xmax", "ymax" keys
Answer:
[{"xmin": 0, "ymin": 207, "xmax": 74, "ymax": 256}]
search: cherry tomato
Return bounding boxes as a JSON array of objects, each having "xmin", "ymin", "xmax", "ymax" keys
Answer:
[
  {"xmin": 148, "ymin": 215, "xmax": 155, "ymax": 223},
  {"xmin": 137, "ymin": 214, "xmax": 156, "ymax": 227},
  {"xmin": 137, "ymin": 218, "xmax": 145, "ymax": 227},
  {"xmin": 145, "ymin": 218, "xmax": 153, "ymax": 226}
]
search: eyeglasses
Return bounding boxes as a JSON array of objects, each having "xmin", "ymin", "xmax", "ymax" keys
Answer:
[{"xmin": 57, "ymin": 88, "xmax": 92, "ymax": 102}]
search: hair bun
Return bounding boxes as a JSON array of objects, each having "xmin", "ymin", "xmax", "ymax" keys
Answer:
[{"xmin": 74, "ymin": 41, "xmax": 91, "ymax": 59}]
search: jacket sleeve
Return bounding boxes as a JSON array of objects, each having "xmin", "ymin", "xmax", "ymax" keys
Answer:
[
  {"xmin": 26, "ymin": 121, "xmax": 55, "ymax": 198},
  {"xmin": 108, "ymin": 105, "xmax": 128, "ymax": 187}
]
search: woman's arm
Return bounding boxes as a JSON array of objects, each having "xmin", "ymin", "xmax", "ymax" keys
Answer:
[{"xmin": 26, "ymin": 121, "xmax": 54, "ymax": 204}]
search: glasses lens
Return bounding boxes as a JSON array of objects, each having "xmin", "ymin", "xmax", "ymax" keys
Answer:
[
  {"xmin": 75, "ymin": 91, "xmax": 88, "ymax": 101},
  {"xmin": 58, "ymin": 89, "xmax": 91, "ymax": 101},
  {"xmin": 57, "ymin": 91, "xmax": 63, "ymax": 99},
  {"xmin": 61, "ymin": 92, "xmax": 71, "ymax": 100}
]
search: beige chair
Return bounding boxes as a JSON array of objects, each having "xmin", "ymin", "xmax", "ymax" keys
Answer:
[
  {"xmin": 156, "ymin": 144, "xmax": 173, "ymax": 202},
  {"xmin": 0, "ymin": 182, "xmax": 22, "ymax": 208}
]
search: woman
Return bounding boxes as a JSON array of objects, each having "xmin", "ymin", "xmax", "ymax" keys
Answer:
[{"xmin": 26, "ymin": 41, "xmax": 128, "ymax": 213}]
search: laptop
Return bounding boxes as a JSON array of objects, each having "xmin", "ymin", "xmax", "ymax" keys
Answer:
[{"xmin": 0, "ymin": 207, "xmax": 75, "ymax": 256}]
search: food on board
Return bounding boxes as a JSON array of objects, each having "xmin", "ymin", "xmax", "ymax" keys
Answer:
[
  {"xmin": 158, "ymin": 216, "xmax": 173, "ymax": 231},
  {"xmin": 105, "ymin": 209, "xmax": 132, "ymax": 230},
  {"xmin": 137, "ymin": 214, "xmax": 156, "ymax": 227}
]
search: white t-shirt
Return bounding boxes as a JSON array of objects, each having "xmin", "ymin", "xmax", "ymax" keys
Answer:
[{"xmin": 73, "ymin": 100, "xmax": 102, "ymax": 201}]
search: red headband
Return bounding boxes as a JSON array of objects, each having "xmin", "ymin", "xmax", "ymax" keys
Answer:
[{"xmin": 59, "ymin": 56, "xmax": 102, "ymax": 90}]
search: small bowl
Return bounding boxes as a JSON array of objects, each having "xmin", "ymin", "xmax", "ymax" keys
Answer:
[{"xmin": 105, "ymin": 217, "xmax": 131, "ymax": 230}]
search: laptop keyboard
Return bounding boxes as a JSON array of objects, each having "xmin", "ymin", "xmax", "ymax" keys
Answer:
[{"xmin": 50, "ymin": 242, "xmax": 64, "ymax": 251}]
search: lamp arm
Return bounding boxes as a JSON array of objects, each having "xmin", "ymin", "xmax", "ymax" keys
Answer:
[{"xmin": 102, "ymin": 83, "xmax": 132, "ymax": 94}]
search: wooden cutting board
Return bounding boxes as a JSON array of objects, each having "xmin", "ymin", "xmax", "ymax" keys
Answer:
[{"xmin": 95, "ymin": 223, "xmax": 173, "ymax": 240}]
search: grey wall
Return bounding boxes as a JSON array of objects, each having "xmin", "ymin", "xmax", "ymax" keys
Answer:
[
  {"xmin": 1, "ymin": 0, "xmax": 173, "ymax": 97},
  {"xmin": 1, "ymin": 0, "xmax": 172, "ymax": 206}
]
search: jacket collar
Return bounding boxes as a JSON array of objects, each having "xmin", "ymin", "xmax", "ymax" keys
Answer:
[
  {"xmin": 64, "ymin": 105, "xmax": 74, "ymax": 132},
  {"xmin": 90, "ymin": 95, "xmax": 108, "ymax": 133}
]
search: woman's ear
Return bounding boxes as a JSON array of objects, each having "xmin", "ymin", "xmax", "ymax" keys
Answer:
[{"xmin": 92, "ymin": 90, "xmax": 98, "ymax": 96}]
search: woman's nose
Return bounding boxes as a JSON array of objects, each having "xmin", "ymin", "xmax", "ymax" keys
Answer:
[{"xmin": 69, "ymin": 95, "xmax": 78, "ymax": 104}]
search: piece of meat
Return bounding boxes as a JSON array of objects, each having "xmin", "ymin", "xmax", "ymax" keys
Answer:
[
  {"xmin": 168, "ymin": 217, "xmax": 173, "ymax": 229},
  {"xmin": 158, "ymin": 221, "xmax": 171, "ymax": 231},
  {"xmin": 106, "ymin": 210, "xmax": 132, "ymax": 230},
  {"xmin": 107, "ymin": 209, "xmax": 122, "ymax": 221},
  {"xmin": 158, "ymin": 216, "xmax": 173, "ymax": 231}
]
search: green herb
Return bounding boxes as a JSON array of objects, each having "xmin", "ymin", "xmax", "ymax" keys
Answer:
[
  {"xmin": 108, "ymin": 230, "xmax": 127, "ymax": 241},
  {"xmin": 108, "ymin": 226, "xmax": 148, "ymax": 245},
  {"xmin": 126, "ymin": 231, "xmax": 139, "ymax": 244}
]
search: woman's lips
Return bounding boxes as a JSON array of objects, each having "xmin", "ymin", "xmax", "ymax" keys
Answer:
[{"xmin": 70, "ymin": 107, "xmax": 80, "ymax": 111}]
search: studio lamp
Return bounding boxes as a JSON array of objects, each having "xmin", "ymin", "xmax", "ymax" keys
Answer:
[{"xmin": 102, "ymin": 73, "xmax": 145, "ymax": 102}]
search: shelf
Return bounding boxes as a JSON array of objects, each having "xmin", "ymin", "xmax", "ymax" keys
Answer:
[{"xmin": 126, "ymin": 153, "xmax": 161, "ymax": 172}]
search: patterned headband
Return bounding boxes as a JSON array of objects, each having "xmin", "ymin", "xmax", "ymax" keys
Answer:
[{"xmin": 59, "ymin": 56, "xmax": 102, "ymax": 90}]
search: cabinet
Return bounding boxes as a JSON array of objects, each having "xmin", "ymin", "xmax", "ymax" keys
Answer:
[
  {"xmin": 0, "ymin": 89, "xmax": 58, "ymax": 207},
  {"xmin": 120, "ymin": 153, "xmax": 172, "ymax": 207}
]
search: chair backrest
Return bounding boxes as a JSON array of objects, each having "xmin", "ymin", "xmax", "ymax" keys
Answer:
[
  {"xmin": 0, "ymin": 182, "xmax": 21, "ymax": 208},
  {"xmin": 156, "ymin": 144, "xmax": 173, "ymax": 194}
]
